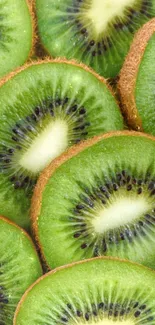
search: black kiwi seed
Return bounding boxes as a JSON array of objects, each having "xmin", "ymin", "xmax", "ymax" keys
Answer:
[
  {"xmin": 90, "ymin": 40, "xmax": 95, "ymax": 46},
  {"xmin": 134, "ymin": 310, "xmax": 141, "ymax": 317},
  {"xmin": 133, "ymin": 302, "xmax": 139, "ymax": 308},
  {"xmin": 85, "ymin": 313, "xmax": 89, "ymax": 321},
  {"xmin": 74, "ymin": 232, "xmax": 81, "ymax": 238},
  {"xmin": 139, "ymin": 304, "xmax": 147, "ymax": 310},
  {"xmin": 81, "ymin": 243, "xmax": 88, "ymax": 249},
  {"xmin": 77, "ymin": 310, "xmax": 82, "ymax": 317},
  {"xmin": 61, "ymin": 317, "xmax": 68, "ymax": 322}
]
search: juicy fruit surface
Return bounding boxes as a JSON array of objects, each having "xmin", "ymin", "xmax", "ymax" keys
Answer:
[
  {"xmin": 135, "ymin": 33, "xmax": 155, "ymax": 135},
  {"xmin": 35, "ymin": 134, "xmax": 155, "ymax": 269},
  {"xmin": 14, "ymin": 258, "xmax": 155, "ymax": 325},
  {"xmin": 0, "ymin": 61, "xmax": 123, "ymax": 229},
  {"xmin": 0, "ymin": 216, "xmax": 42, "ymax": 325},
  {"xmin": 0, "ymin": 0, "xmax": 32, "ymax": 78},
  {"xmin": 35, "ymin": 0, "xmax": 155, "ymax": 78}
]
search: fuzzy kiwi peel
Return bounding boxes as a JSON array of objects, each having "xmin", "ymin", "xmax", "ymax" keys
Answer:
[
  {"xmin": 0, "ymin": 215, "xmax": 42, "ymax": 325},
  {"xmin": 118, "ymin": 18, "xmax": 155, "ymax": 133},
  {"xmin": 0, "ymin": 0, "xmax": 33, "ymax": 78},
  {"xmin": 14, "ymin": 257, "xmax": 155, "ymax": 325},
  {"xmin": 26, "ymin": 0, "xmax": 37, "ymax": 58},
  {"xmin": 31, "ymin": 131, "xmax": 155, "ymax": 270},
  {"xmin": 0, "ymin": 58, "xmax": 123, "ymax": 230},
  {"xmin": 35, "ymin": 0, "xmax": 155, "ymax": 78}
]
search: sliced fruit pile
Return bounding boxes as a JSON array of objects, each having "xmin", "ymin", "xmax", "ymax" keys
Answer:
[{"xmin": 0, "ymin": 2, "xmax": 155, "ymax": 325}]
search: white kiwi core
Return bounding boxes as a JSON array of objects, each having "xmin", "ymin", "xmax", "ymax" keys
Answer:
[
  {"xmin": 20, "ymin": 119, "xmax": 68, "ymax": 173},
  {"xmin": 92, "ymin": 196, "xmax": 149, "ymax": 234},
  {"xmin": 86, "ymin": 0, "xmax": 136, "ymax": 34}
]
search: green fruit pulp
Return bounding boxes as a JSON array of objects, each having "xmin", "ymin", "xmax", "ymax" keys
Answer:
[
  {"xmin": 135, "ymin": 32, "xmax": 155, "ymax": 135},
  {"xmin": 37, "ymin": 134, "xmax": 155, "ymax": 269},
  {"xmin": 35, "ymin": 0, "xmax": 155, "ymax": 78},
  {"xmin": 0, "ymin": 61, "xmax": 123, "ymax": 230},
  {"xmin": 14, "ymin": 258, "xmax": 155, "ymax": 325},
  {"xmin": 0, "ymin": 217, "xmax": 42, "ymax": 325},
  {"xmin": 0, "ymin": 0, "xmax": 32, "ymax": 78}
]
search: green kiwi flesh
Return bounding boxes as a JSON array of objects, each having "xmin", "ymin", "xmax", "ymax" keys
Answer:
[
  {"xmin": 0, "ymin": 216, "xmax": 42, "ymax": 325},
  {"xmin": 134, "ymin": 33, "xmax": 155, "ymax": 135},
  {"xmin": 0, "ymin": 60, "xmax": 123, "ymax": 230},
  {"xmin": 14, "ymin": 258, "xmax": 155, "ymax": 325},
  {"xmin": 35, "ymin": 0, "xmax": 155, "ymax": 78},
  {"xmin": 135, "ymin": 34, "xmax": 155, "ymax": 135},
  {"xmin": 33, "ymin": 133, "xmax": 155, "ymax": 269},
  {"xmin": 0, "ymin": 0, "xmax": 32, "ymax": 78},
  {"xmin": 118, "ymin": 19, "xmax": 155, "ymax": 134}
]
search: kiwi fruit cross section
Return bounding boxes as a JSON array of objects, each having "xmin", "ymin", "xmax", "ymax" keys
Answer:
[
  {"xmin": 0, "ymin": 0, "xmax": 33, "ymax": 78},
  {"xmin": 0, "ymin": 216, "xmax": 42, "ymax": 325},
  {"xmin": 0, "ymin": 60, "xmax": 123, "ymax": 230},
  {"xmin": 32, "ymin": 132, "xmax": 155, "ymax": 270},
  {"xmin": 35, "ymin": 0, "xmax": 155, "ymax": 78},
  {"xmin": 118, "ymin": 18, "xmax": 155, "ymax": 135},
  {"xmin": 14, "ymin": 258, "xmax": 155, "ymax": 325}
]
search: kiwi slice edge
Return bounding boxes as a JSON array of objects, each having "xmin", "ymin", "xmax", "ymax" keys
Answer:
[
  {"xmin": 31, "ymin": 130, "xmax": 155, "ymax": 269},
  {"xmin": 118, "ymin": 18, "xmax": 155, "ymax": 132},
  {"xmin": 0, "ymin": 57, "xmax": 114, "ymax": 90},
  {"xmin": 26, "ymin": 0, "xmax": 36, "ymax": 58},
  {"xmin": 0, "ymin": 215, "xmax": 42, "ymax": 325},
  {"xmin": 13, "ymin": 256, "xmax": 155, "ymax": 325}
]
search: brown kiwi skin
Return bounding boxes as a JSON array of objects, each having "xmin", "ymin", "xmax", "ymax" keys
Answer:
[
  {"xmin": 13, "ymin": 256, "xmax": 155, "ymax": 325},
  {"xmin": 30, "ymin": 130, "xmax": 155, "ymax": 270},
  {"xmin": 0, "ymin": 215, "xmax": 42, "ymax": 270},
  {"xmin": 30, "ymin": 0, "xmax": 47, "ymax": 58},
  {"xmin": 118, "ymin": 18, "xmax": 155, "ymax": 131}
]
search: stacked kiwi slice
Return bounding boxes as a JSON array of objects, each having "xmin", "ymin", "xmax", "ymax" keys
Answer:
[
  {"xmin": 0, "ymin": 0, "xmax": 33, "ymax": 78},
  {"xmin": 35, "ymin": 0, "xmax": 155, "ymax": 78},
  {"xmin": 0, "ymin": 2, "xmax": 155, "ymax": 325},
  {"xmin": 118, "ymin": 18, "xmax": 155, "ymax": 134},
  {"xmin": 31, "ymin": 132, "xmax": 155, "ymax": 269},
  {"xmin": 0, "ymin": 60, "xmax": 123, "ymax": 230},
  {"xmin": 14, "ymin": 258, "xmax": 155, "ymax": 325},
  {"xmin": 0, "ymin": 216, "xmax": 42, "ymax": 325}
]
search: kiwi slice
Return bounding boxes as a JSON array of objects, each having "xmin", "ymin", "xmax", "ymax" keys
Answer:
[
  {"xmin": 35, "ymin": 0, "xmax": 155, "ymax": 78},
  {"xmin": 0, "ymin": 0, "xmax": 33, "ymax": 78},
  {"xmin": 0, "ymin": 60, "xmax": 123, "ymax": 230},
  {"xmin": 14, "ymin": 257, "xmax": 155, "ymax": 325},
  {"xmin": 0, "ymin": 215, "xmax": 42, "ymax": 325},
  {"xmin": 32, "ymin": 131, "xmax": 155, "ymax": 269},
  {"xmin": 118, "ymin": 18, "xmax": 155, "ymax": 135}
]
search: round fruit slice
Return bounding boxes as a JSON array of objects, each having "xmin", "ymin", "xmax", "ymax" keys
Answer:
[
  {"xmin": 32, "ymin": 131, "xmax": 155, "ymax": 269},
  {"xmin": 14, "ymin": 257, "xmax": 155, "ymax": 325},
  {"xmin": 118, "ymin": 18, "xmax": 155, "ymax": 134},
  {"xmin": 0, "ymin": 0, "xmax": 33, "ymax": 78},
  {"xmin": 0, "ymin": 216, "xmax": 42, "ymax": 325},
  {"xmin": 0, "ymin": 59, "xmax": 123, "ymax": 230},
  {"xmin": 35, "ymin": 0, "xmax": 155, "ymax": 78}
]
